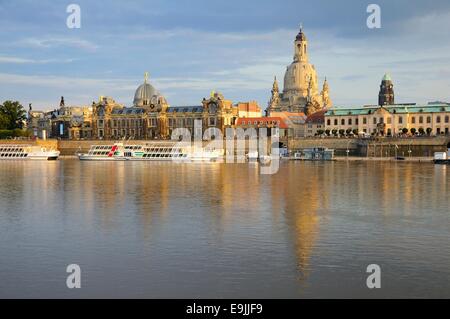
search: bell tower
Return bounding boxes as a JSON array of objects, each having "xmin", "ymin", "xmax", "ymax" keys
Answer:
[
  {"xmin": 294, "ymin": 24, "xmax": 308, "ymax": 63},
  {"xmin": 378, "ymin": 73, "xmax": 395, "ymax": 106}
]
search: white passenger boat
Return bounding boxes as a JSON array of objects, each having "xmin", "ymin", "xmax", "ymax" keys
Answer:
[
  {"xmin": 0, "ymin": 144, "xmax": 60, "ymax": 160},
  {"xmin": 77, "ymin": 142, "xmax": 222, "ymax": 162}
]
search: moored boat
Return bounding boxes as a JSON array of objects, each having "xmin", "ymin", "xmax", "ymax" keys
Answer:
[
  {"xmin": 0, "ymin": 144, "xmax": 60, "ymax": 160},
  {"xmin": 291, "ymin": 147, "xmax": 335, "ymax": 161},
  {"xmin": 77, "ymin": 142, "xmax": 222, "ymax": 162}
]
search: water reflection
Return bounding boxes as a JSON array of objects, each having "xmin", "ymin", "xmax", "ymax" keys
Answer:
[{"xmin": 0, "ymin": 160, "xmax": 449, "ymax": 298}]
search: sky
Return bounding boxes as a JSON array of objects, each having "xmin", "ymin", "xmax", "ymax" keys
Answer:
[{"xmin": 0, "ymin": 0, "xmax": 450, "ymax": 110}]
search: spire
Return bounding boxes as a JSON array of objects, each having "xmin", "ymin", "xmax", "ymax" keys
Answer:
[
  {"xmin": 323, "ymin": 77, "xmax": 329, "ymax": 90},
  {"xmin": 295, "ymin": 23, "xmax": 307, "ymax": 41},
  {"xmin": 272, "ymin": 76, "xmax": 279, "ymax": 92},
  {"xmin": 60, "ymin": 96, "xmax": 65, "ymax": 107},
  {"xmin": 144, "ymin": 72, "xmax": 149, "ymax": 84}
]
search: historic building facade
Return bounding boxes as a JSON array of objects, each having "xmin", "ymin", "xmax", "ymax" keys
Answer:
[
  {"xmin": 325, "ymin": 75, "xmax": 450, "ymax": 136},
  {"xmin": 90, "ymin": 74, "xmax": 244, "ymax": 140},
  {"xmin": 28, "ymin": 97, "xmax": 92, "ymax": 139},
  {"xmin": 267, "ymin": 27, "xmax": 332, "ymax": 116}
]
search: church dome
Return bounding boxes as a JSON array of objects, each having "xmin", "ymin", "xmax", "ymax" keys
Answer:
[
  {"xmin": 133, "ymin": 72, "xmax": 161, "ymax": 107},
  {"xmin": 283, "ymin": 61, "xmax": 318, "ymax": 96},
  {"xmin": 295, "ymin": 28, "xmax": 307, "ymax": 41}
]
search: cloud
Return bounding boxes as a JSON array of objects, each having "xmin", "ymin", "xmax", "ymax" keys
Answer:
[
  {"xmin": 0, "ymin": 56, "xmax": 76, "ymax": 64},
  {"xmin": 16, "ymin": 37, "xmax": 99, "ymax": 52}
]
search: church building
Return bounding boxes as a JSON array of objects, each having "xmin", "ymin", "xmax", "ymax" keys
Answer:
[{"xmin": 267, "ymin": 27, "xmax": 332, "ymax": 116}]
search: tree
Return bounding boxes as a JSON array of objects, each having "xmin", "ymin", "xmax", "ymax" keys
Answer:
[
  {"xmin": 426, "ymin": 128, "xmax": 432, "ymax": 135},
  {"xmin": 402, "ymin": 128, "xmax": 408, "ymax": 134},
  {"xmin": 418, "ymin": 128, "xmax": 425, "ymax": 135},
  {"xmin": 0, "ymin": 101, "xmax": 26, "ymax": 130},
  {"xmin": 325, "ymin": 129, "xmax": 330, "ymax": 136},
  {"xmin": 352, "ymin": 129, "xmax": 358, "ymax": 135},
  {"xmin": 339, "ymin": 129, "xmax": 345, "ymax": 136},
  {"xmin": 332, "ymin": 129, "xmax": 338, "ymax": 136},
  {"xmin": 410, "ymin": 128, "xmax": 416, "ymax": 135}
]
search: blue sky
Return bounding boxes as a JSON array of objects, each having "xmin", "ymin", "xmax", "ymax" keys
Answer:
[{"xmin": 1, "ymin": 0, "xmax": 450, "ymax": 110}]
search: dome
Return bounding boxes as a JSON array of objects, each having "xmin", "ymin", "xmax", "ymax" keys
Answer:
[
  {"xmin": 283, "ymin": 61, "xmax": 318, "ymax": 96},
  {"xmin": 295, "ymin": 27, "xmax": 307, "ymax": 41},
  {"xmin": 382, "ymin": 73, "xmax": 392, "ymax": 82},
  {"xmin": 133, "ymin": 72, "xmax": 161, "ymax": 107}
]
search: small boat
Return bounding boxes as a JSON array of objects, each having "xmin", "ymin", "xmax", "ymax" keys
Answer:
[
  {"xmin": 0, "ymin": 144, "xmax": 60, "ymax": 160},
  {"xmin": 292, "ymin": 147, "xmax": 334, "ymax": 161},
  {"xmin": 433, "ymin": 150, "xmax": 450, "ymax": 164}
]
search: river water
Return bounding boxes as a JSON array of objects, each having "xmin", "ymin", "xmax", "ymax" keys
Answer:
[{"xmin": 0, "ymin": 159, "xmax": 449, "ymax": 298}]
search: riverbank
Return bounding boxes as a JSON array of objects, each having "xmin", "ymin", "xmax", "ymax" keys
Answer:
[{"xmin": 334, "ymin": 156, "xmax": 433, "ymax": 162}]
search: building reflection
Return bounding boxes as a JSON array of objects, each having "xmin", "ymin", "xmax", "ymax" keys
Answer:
[{"xmin": 271, "ymin": 163, "xmax": 327, "ymax": 280}]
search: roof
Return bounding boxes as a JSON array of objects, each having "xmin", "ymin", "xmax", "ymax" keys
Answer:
[
  {"xmin": 306, "ymin": 109, "xmax": 326, "ymax": 123},
  {"xmin": 236, "ymin": 102, "xmax": 261, "ymax": 113},
  {"xmin": 235, "ymin": 117, "xmax": 289, "ymax": 129},
  {"xmin": 325, "ymin": 104, "xmax": 450, "ymax": 116},
  {"xmin": 111, "ymin": 107, "xmax": 145, "ymax": 115},
  {"xmin": 382, "ymin": 73, "xmax": 392, "ymax": 82},
  {"xmin": 167, "ymin": 106, "xmax": 203, "ymax": 113}
]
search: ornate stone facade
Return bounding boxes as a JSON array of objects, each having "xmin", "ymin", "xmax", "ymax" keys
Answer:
[
  {"xmin": 90, "ymin": 75, "xmax": 243, "ymax": 140},
  {"xmin": 267, "ymin": 27, "xmax": 332, "ymax": 116}
]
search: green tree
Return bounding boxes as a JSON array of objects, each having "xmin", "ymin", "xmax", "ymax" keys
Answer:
[
  {"xmin": 410, "ymin": 128, "xmax": 416, "ymax": 135},
  {"xmin": 418, "ymin": 128, "xmax": 425, "ymax": 135},
  {"xmin": 426, "ymin": 128, "xmax": 432, "ymax": 135},
  {"xmin": 402, "ymin": 128, "xmax": 408, "ymax": 134},
  {"xmin": 0, "ymin": 101, "xmax": 26, "ymax": 130}
]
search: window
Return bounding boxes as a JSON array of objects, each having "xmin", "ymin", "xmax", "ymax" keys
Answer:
[
  {"xmin": 334, "ymin": 119, "xmax": 338, "ymax": 125},
  {"xmin": 363, "ymin": 117, "xmax": 367, "ymax": 125},
  {"xmin": 379, "ymin": 118, "xmax": 384, "ymax": 124},
  {"xmin": 411, "ymin": 117, "xmax": 416, "ymax": 124},
  {"xmin": 348, "ymin": 118, "xmax": 352, "ymax": 125},
  {"xmin": 209, "ymin": 117, "xmax": 217, "ymax": 126},
  {"xmin": 341, "ymin": 119, "xmax": 345, "ymax": 125},
  {"xmin": 419, "ymin": 116, "xmax": 423, "ymax": 124},
  {"xmin": 445, "ymin": 116, "xmax": 449, "ymax": 123},
  {"xmin": 398, "ymin": 116, "xmax": 403, "ymax": 124},
  {"xmin": 355, "ymin": 118, "xmax": 359, "ymax": 125},
  {"xmin": 373, "ymin": 118, "xmax": 377, "ymax": 124},
  {"xmin": 427, "ymin": 116, "xmax": 431, "ymax": 124},
  {"xmin": 437, "ymin": 116, "xmax": 441, "ymax": 123},
  {"xmin": 327, "ymin": 119, "xmax": 331, "ymax": 125}
]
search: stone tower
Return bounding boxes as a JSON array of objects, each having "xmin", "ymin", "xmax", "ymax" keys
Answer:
[{"xmin": 378, "ymin": 73, "xmax": 395, "ymax": 106}]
